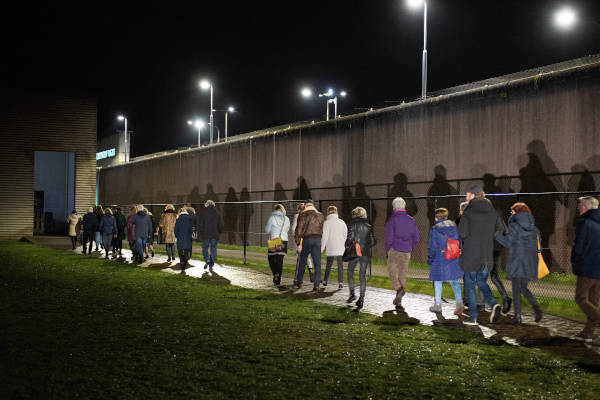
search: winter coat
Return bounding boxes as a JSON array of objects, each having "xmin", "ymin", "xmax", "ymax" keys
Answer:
[
  {"xmin": 174, "ymin": 212, "xmax": 194, "ymax": 250},
  {"xmin": 265, "ymin": 211, "xmax": 290, "ymax": 241},
  {"xmin": 321, "ymin": 213, "xmax": 348, "ymax": 256},
  {"xmin": 346, "ymin": 217, "xmax": 376, "ymax": 255},
  {"xmin": 126, "ymin": 215, "xmax": 136, "ymax": 242},
  {"xmin": 458, "ymin": 198, "xmax": 504, "ymax": 272},
  {"xmin": 494, "ymin": 212, "xmax": 539, "ymax": 280},
  {"xmin": 99, "ymin": 214, "xmax": 118, "ymax": 235},
  {"xmin": 66, "ymin": 213, "xmax": 80, "ymax": 236},
  {"xmin": 81, "ymin": 212, "xmax": 98, "ymax": 232},
  {"xmin": 159, "ymin": 210, "xmax": 177, "ymax": 243},
  {"xmin": 132, "ymin": 211, "xmax": 152, "ymax": 240},
  {"xmin": 427, "ymin": 219, "xmax": 463, "ymax": 281},
  {"xmin": 384, "ymin": 210, "xmax": 419, "ymax": 253},
  {"xmin": 295, "ymin": 205, "xmax": 324, "ymax": 243},
  {"xmin": 571, "ymin": 208, "xmax": 600, "ymax": 279},
  {"xmin": 114, "ymin": 211, "xmax": 126, "ymax": 240},
  {"xmin": 198, "ymin": 205, "xmax": 223, "ymax": 240}
]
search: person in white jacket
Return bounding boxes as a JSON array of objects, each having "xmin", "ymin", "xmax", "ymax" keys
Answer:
[
  {"xmin": 321, "ymin": 205, "xmax": 348, "ymax": 288},
  {"xmin": 265, "ymin": 204, "xmax": 291, "ymax": 286}
]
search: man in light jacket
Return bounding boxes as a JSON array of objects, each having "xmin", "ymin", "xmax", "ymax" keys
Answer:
[
  {"xmin": 321, "ymin": 205, "xmax": 347, "ymax": 288},
  {"xmin": 384, "ymin": 197, "xmax": 419, "ymax": 307}
]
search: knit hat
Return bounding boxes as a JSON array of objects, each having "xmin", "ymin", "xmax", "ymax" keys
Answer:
[{"xmin": 465, "ymin": 184, "xmax": 483, "ymax": 194}]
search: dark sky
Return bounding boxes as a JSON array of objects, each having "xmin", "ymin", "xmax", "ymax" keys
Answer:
[{"xmin": 2, "ymin": 0, "xmax": 599, "ymax": 156}]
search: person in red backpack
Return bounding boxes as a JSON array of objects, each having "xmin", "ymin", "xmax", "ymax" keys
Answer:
[{"xmin": 428, "ymin": 208, "xmax": 464, "ymax": 316}]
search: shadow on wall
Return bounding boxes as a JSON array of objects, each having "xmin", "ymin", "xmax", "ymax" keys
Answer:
[
  {"xmin": 293, "ymin": 177, "xmax": 312, "ymax": 201},
  {"xmin": 274, "ymin": 183, "xmax": 287, "ymax": 201},
  {"xmin": 427, "ymin": 165, "xmax": 459, "ymax": 225},
  {"xmin": 224, "ymin": 187, "xmax": 239, "ymax": 244}
]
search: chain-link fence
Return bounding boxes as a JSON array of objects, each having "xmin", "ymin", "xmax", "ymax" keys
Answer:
[{"xmin": 105, "ymin": 192, "xmax": 599, "ymax": 317}]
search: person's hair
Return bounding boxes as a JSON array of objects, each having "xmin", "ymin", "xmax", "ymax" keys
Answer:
[
  {"xmin": 104, "ymin": 208, "xmax": 113, "ymax": 215},
  {"xmin": 72, "ymin": 209, "xmax": 77, "ymax": 214},
  {"xmin": 178, "ymin": 207, "xmax": 188, "ymax": 215},
  {"xmin": 185, "ymin": 205, "xmax": 196, "ymax": 214},
  {"xmin": 205, "ymin": 199, "xmax": 215, "ymax": 207},
  {"xmin": 165, "ymin": 204, "xmax": 175, "ymax": 211},
  {"xmin": 579, "ymin": 196, "xmax": 599, "ymax": 210},
  {"xmin": 473, "ymin": 191, "xmax": 486, "ymax": 199},
  {"xmin": 392, "ymin": 197, "xmax": 406, "ymax": 211},
  {"xmin": 510, "ymin": 202, "xmax": 532, "ymax": 214},
  {"xmin": 143, "ymin": 207, "xmax": 149, "ymax": 214},
  {"xmin": 95, "ymin": 205, "xmax": 104, "ymax": 215},
  {"xmin": 136, "ymin": 204, "xmax": 144, "ymax": 212},
  {"xmin": 130, "ymin": 206, "xmax": 137, "ymax": 214},
  {"xmin": 87, "ymin": 206, "xmax": 94, "ymax": 213},
  {"xmin": 115, "ymin": 207, "xmax": 121, "ymax": 212},
  {"xmin": 273, "ymin": 203, "xmax": 286, "ymax": 215},
  {"xmin": 297, "ymin": 203, "xmax": 305, "ymax": 211},
  {"xmin": 327, "ymin": 205, "xmax": 338, "ymax": 215},
  {"xmin": 459, "ymin": 201, "xmax": 469, "ymax": 212},
  {"xmin": 352, "ymin": 206, "xmax": 367, "ymax": 219},
  {"xmin": 435, "ymin": 207, "xmax": 448, "ymax": 219}
]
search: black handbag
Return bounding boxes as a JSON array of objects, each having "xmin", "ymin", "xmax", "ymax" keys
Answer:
[{"xmin": 342, "ymin": 241, "xmax": 359, "ymax": 261}]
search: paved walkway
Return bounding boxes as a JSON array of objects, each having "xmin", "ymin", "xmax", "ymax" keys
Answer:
[{"xmin": 34, "ymin": 235, "xmax": 599, "ymax": 355}]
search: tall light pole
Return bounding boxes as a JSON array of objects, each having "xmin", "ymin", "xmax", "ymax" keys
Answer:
[
  {"xmin": 407, "ymin": 0, "xmax": 427, "ymax": 99},
  {"xmin": 187, "ymin": 119, "xmax": 205, "ymax": 147},
  {"xmin": 200, "ymin": 80, "xmax": 214, "ymax": 144},
  {"xmin": 117, "ymin": 115, "xmax": 129, "ymax": 162},
  {"xmin": 302, "ymin": 87, "xmax": 347, "ymax": 120},
  {"xmin": 225, "ymin": 106, "xmax": 234, "ymax": 142}
]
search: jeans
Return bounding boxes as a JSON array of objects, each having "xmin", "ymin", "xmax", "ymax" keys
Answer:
[
  {"xmin": 94, "ymin": 231, "xmax": 102, "ymax": 249},
  {"xmin": 165, "ymin": 243, "xmax": 175, "ymax": 260},
  {"xmin": 575, "ymin": 276, "xmax": 600, "ymax": 335},
  {"xmin": 295, "ymin": 237, "xmax": 322, "ymax": 286},
  {"xmin": 434, "ymin": 280, "xmax": 462, "ymax": 304},
  {"xmin": 348, "ymin": 256, "xmax": 369, "ymax": 298},
  {"xmin": 70, "ymin": 235, "xmax": 77, "ymax": 249},
  {"xmin": 202, "ymin": 238, "xmax": 218, "ymax": 267},
  {"xmin": 324, "ymin": 256, "xmax": 343, "ymax": 283},
  {"xmin": 463, "ymin": 267, "xmax": 497, "ymax": 321},
  {"xmin": 82, "ymin": 231, "xmax": 95, "ymax": 253},
  {"xmin": 136, "ymin": 237, "xmax": 147, "ymax": 262},
  {"xmin": 511, "ymin": 277, "xmax": 540, "ymax": 316}
]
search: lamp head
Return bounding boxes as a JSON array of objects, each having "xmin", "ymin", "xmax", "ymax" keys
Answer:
[{"xmin": 200, "ymin": 80, "xmax": 211, "ymax": 90}]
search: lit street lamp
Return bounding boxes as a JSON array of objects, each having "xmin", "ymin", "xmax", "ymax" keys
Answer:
[
  {"xmin": 187, "ymin": 119, "xmax": 206, "ymax": 147},
  {"xmin": 407, "ymin": 0, "xmax": 428, "ymax": 99},
  {"xmin": 213, "ymin": 106, "xmax": 235, "ymax": 142},
  {"xmin": 554, "ymin": 6, "xmax": 577, "ymax": 30},
  {"xmin": 302, "ymin": 87, "xmax": 347, "ymax": 120},
  {"xmin": 199, "ymin": 80, "xmax": 214, "ymax": 145},
  {"xmin": 117, "ymin": 115, "xmax": 129, "ymax": 162}
]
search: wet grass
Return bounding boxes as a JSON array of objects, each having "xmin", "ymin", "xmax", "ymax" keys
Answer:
[{"xmin": 2, "ymin": 241, "xmax": 598, "ymax": 399}]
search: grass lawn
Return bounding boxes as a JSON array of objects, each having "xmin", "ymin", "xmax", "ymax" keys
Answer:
[{"xmin": 1, "ymin": 241, "xmax": 598, "ymax": 399}]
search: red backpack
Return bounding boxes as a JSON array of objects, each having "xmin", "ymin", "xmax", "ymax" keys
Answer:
[{"xmin": 441, "ymin": 233, "xmax": 460, "ymax": 260}]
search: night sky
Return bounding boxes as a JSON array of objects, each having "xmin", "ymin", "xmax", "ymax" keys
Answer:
[{"xmin": 2, "ymin": 0, "xmax": 599, "ymax": 156}]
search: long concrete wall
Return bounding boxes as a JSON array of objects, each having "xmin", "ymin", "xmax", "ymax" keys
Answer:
[{"xmin": 99, "ymin": 63, "xmax": 600, "ymax": 268}]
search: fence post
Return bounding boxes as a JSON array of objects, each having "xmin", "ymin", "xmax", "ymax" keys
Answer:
[{"xmin": 243, "ymin": 203, "xmax": 248, "ymax": 265}]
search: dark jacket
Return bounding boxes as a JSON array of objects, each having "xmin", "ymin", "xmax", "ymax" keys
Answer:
[
  {"xmin": 175, "ymin": 212, "xmax": 194, "ymax": 250},
  {"xmin": 81, "ymin": 212, "xmax": 98, "ymax": 232},
  {"xmin": 294, "ymin": 206, "xmax": 325, "ymax": 243},
  {"xmin": 571, "ymin": 208, "xmax": 600, "ymax": 279},
  {"xmin": 98, "ymin": 214, "xmax": 118, "ymax": 236},
  {"xmin": 494, "ymin": 212, "xmax": 539, "ymax": 280},
  {"xmin": 114, "ymin": 211, "xmax": 127, "ymax": 240},
  {"xmin": 427, "ymin": 219, "xmax": 463, "ymax": 281},
  {"xmin": 132, "ymin": 211, "xmax": 152, "ymax": 240},
  {"xmin": 458, "ymin": 198, "xmax": 504, "ymax": 272},
  {"xmin": 198, "ymin": 205, "xmax": 223, "ymax": 240},
  {"xmin": 346, "ymin": 217, "xmax": 376, "ymax": 255},
  {"xmin": 384, "ymin": 210, "xmax": 419, "ymax": 253}
]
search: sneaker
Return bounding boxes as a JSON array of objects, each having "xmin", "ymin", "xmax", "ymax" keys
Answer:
[
  {"xmin": 490, "ymin": 304, "xmax": 501, "ymax": 323},
  {"xmin": 572, "ymin": 332, "xmax": 593, "ymax": 343},
  {"xmin": 534, "ymin": 308, "xmax": 543, "ymax": 323},
  {"xmin": 204, "ymin": 264, "xmax": 208, "ymax": 270},
  {"xmin": 463, "ymin": 319, "xmax": 479, "ymax": 326},
  {"xmin": 338, "ymin": 283, "xmax": 343, "ymax": 289},
  {"xmin": 429, "ymin": 303, "xmax": 442, "ymax": 313},
  {"xmin": 167, "ymin": 257, "xmax": 171, "ymax": 262},
  {"xmin": 293, "ymin": 282, "xmax": 302, "ymax": 289},
  {"xmin": 501, "ymin": 298, "xmax": 512, "ymax": 315},
  {"xmin": 323, "ymin": 281, "xmax": 328, "ymax": 287}
]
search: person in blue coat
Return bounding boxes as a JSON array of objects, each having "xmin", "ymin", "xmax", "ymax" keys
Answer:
[
  {"xmin": 427, "ymin": 208, "xmax": 464, "ymax": 316},
  {"xmin": 495, "ymin": 202, "xmax": 543, "ymax": 324},
  {"xmin": 98, "ymin": 208, "xmax": 118, "ymax": 259},
  {"xmin": 174, "ymin": 207, "xmax": 194, "ymax": 274}
]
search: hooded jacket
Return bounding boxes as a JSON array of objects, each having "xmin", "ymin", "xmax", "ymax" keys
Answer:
[
  {"xmin": 458, "ymin": 198, "xmax": 504, "ymax": 272},
  {"xmin": 321, "ymin": 213, "xmax": 348, "ymax": 256},
  {"xmin": 571, "ymin": 208, "xmax": 600, "ymax": 279},
  {"xmin": 427, "ymin": 219, "xmax": 463, "ymax": 281},
  {"xmin": 198, "ymin": 205, "xmax": 223, "ymax": 240},
  {"xmin": 384, "ymin": 210, "xmax": 419, "ymax": 253},
  {"xmin": 494, "ymin": 212, "xmax": 539, "ymax": 280},
  {"xmin": 265, "ymin": 210, "xmax": 290, "ymax": 242}
]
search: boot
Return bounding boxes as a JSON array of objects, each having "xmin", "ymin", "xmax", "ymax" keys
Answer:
[
  {"xmin": 308, "ymin": 266, "xmax": 314, "ymax": 283},
  {"xmin": 346, "ymin": 292, "xmax": 356, "ymax": 303},
  {"xmin": 356, "ymin": 296, "xmax": 364, "ymax": 309},
  {"xmin": 454, "ymin": 301, "xmax": 465, "ymax": 317},
  {"xmin": 511, "ymin": 314, "xmax": 522, "ymax": 325},
  {"xmin": 534, "ymin": 307, "xmax": 543, "ymax": 323},
  {"xmin": 429, "ymin": 303, "xmax": 442, "ymax": 313},
  {"xmin": 501, "ymin": 298, "xmax": 512, "ymax": 315}
]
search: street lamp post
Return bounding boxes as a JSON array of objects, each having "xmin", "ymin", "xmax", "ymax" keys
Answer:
[
  {"xmin": 200, "ymin": 80, "xmax": 214, "ymax": 145},
  {"xmin": 225, "ymin": 106, "xmax": 234, "ymax": 142},
  {"xmin": 117, "ymin": 115, "xmax": 129, "ymax": 162},
  {"xmin": 187, "ymin": 119, "xmax": 205, "ymax": 147},
  {"xmin": 407, "ymin": 0, "xmax": 428, "ymax": 99},
  {"xmin": 318, "ymin": 89, "xmax": 347, "ymax": 120}
]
